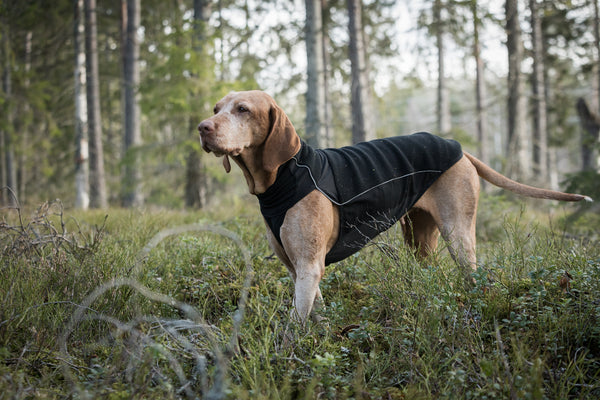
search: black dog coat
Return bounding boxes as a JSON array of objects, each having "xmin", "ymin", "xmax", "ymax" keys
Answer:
[{"xmin": 257, "ymin": 132, "xmax": 463, "ymax": 265}]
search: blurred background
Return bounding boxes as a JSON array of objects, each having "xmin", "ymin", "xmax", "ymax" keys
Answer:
[{"xmin": 0, "ymin": 0, "xmax": 598, "ymax": 210}]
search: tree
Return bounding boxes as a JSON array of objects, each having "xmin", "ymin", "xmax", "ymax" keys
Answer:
[
  {"xmin": 305, "ymin": 0, "xmax": 327, "ymax": 147},
  {"xmin": 538, "ymin": 0, "xmax": 592, "ymax": 188},
  {"xmin": 347, "ymin": 0, "xmax": 375, "ymax": 144},
  {"xmin": 471, "ymin": 0, "xmax": 488, "ymax": 168},
  {"xmin": 1, "ymin": 16, "xmax": 17, "ymax": 207},
  {"xmin": 434, "ymin": 0, "xmax": 451, "ymax": 135},
  {"xmin": 185, "ymin": 0, "xmax": 211, "ymax": 208},
  {"xmin": 417, "ymin": 0, "xmax": 462, "ymax": 137},
  {"xmin": 17, "ymin": 30, "xmax": 32, "ymax": 204},
  {"xmin": 594, "ymin": 0, "xmax": 600, "ymax": 116},
  {"xmin": 74, "ymin": 0, "xmax": 89, "ymax": 210},
  {"xmin": 505, "ymin": 0, "xmax": 530, "ymax": 180},
  {"xmin": 121, "ymin": 0, "xmax": 143, "ymax": 207},
  {"xmin": 320, "ymin": 0, "xmax": 334, "ymax": 148},
  {"xmin": 529, "ymin": 0, "xmax": 548, "ymax": 185},
  {"xmin": 576, "ymin": 98, "xmax": 599, "ymax": 171},
  {"xmin": 85, "ymin": 0, "xmax": 107, "ymax": 208},
  {"xmin": 593, "ymin": 0, "xmax": 600, "ymax": 171}
]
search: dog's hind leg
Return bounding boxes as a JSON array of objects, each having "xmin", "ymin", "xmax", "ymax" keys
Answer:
[
  {"xmin": 439, "ymin": 214, "xmax": 478, "ymax": 273},
  {"xmin": 413, "ymin": 156, "xmax": 480, "ymax": 279}
]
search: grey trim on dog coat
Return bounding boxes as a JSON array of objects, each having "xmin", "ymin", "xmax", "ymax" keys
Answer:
[{"xmin": 257, "ymin": 132, "xmax": 463, "ymax": 265}]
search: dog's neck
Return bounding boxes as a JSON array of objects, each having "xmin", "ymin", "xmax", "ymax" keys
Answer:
[{"xmin": 232, "ymin": 154, "xmax": 277, "ymax": 195}]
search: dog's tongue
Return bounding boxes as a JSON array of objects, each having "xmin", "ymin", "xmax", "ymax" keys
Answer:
[{"xmin": 223, "ymin": 155, "xmax": 231, "ymax": 173}]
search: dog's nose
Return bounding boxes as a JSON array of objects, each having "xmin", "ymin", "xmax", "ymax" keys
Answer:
[{"xmin": 198, "ymin": 120, "xmax": 214, "ymax": 135}]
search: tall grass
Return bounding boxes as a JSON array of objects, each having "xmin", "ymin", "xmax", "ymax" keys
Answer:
[{"xmin": 1, "ymin": 198, "xmax": 598, "ymax": 398}]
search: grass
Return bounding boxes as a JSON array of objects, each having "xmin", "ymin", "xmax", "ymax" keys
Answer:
[{"xmin": 0, "ymin": 196, "xmax": 599, "ymax": 399}]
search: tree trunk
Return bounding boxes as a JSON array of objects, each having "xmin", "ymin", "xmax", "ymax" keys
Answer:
[
  {"xmin": 359, "ymin": 8, "xmax": 375, "ymax": 141},
  {"xmin": 321, "ymin": 0, "xmax": 334, "ymax": 147},
  {"xmin": 0, "ymin": 126, "xmax": 4, "ymax": 205},
  {"xmin": 505, "ymin": 0, "xmax": 530, "ymax": 180},
  {"xmin": 530, "ymin": 0, "xmax": 548, "ymax": 185},
  {"xmin": 305, "ymin": 0, "xmax": 327, "ymax": 147},
  {"xmin": 435, "ymin": 0, "xmax": 451, "ymax": 135},
  {"xmin": 16, "ymin": 31, "xmax": 32, "ymax": 204},
  {"xmin": 74, "ymin": 0, "xmax": 89, "ymax": 210},
  {"xmin": 185, "ymin": 150, "xmax": 206, "ymax": 207},
  {"xmin": 594, "ymin": 0, "xmax": 600, "ymax": 170},
  {"xmin": 472, "ymin": 1, "xmax": 488, "ymax": 169},
  {"xmin": 348, "ymin": 0, "xmax": 374, "ymax": 144},
  {"xmin": 85, "ymin": 0, "xmax": 108, "ymax": 208},
  {"xmin": 121, "ymin": 0, "xmax": 143, "ymax": 207},
  {"xmin": 543, "ymin": 36, "xmax": 559, "ymax": 189},
  {"xmin": 576, "ymin": 98, "xmax": 600, "ymax": 171},
  {"xmin": 185, "ymin": 0, "xmax": 211, "ymax": 208},
  {"xmin": 1, "ymin": 22, "xmax": 17, "ymax": 207},
  {"xmin": 594, "ymin": 0, "xmax": 600, "ymax": 116}
]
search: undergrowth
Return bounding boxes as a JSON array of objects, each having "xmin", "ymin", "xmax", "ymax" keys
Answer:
[{"xmin": 0, "ymin": 198, "xmax": 599, "ymax": 399}]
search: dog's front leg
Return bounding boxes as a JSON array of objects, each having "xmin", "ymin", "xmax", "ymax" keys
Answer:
[
  {"xmin": 279, "ymin": 190, "xmax": 337, "ymax": 325},
  {"xmin": 291, "ymin": 261, "xmax": 324, "ymax": 324},
  {"xmin": 265, "ymin": 226, "xmax": 326, "ymax": 324}
]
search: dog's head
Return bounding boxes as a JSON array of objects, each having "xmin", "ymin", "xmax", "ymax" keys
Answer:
[{"xmin": 198, "ymin": 90, "xmax": 300, "ymax": 175}]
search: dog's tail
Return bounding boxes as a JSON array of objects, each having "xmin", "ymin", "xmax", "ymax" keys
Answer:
[{"xmin": 463, "ymin": 152, "xmax": 593, "ymax": 202}]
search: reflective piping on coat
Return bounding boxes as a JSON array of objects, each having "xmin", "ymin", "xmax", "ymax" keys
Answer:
[{"xmin": 290, "ymin": 155, "xmax": 442, "ymax": 207}]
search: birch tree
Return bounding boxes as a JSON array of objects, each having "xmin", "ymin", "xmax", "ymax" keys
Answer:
[{"xmin": 74, "ymin": 0, "xmax": 89, "ymax": 210}]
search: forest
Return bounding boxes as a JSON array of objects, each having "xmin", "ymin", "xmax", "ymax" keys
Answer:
[
  {"xmin": 0, "ymin": 0, "xmax": 599, "ymax": 209},
  {"xmin": 1, "ymin": 0, "xmax": 600, "ymax": 399}
]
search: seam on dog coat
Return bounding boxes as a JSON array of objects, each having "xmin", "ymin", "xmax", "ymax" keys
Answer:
[{"xmin": 257, "ymin": 132, "xmax": 463, "ymax": 265}]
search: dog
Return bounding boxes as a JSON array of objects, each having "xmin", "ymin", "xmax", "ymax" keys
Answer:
[{"xmin": 198, "ymin": 90, "xmax": 591, "ymax": 324}]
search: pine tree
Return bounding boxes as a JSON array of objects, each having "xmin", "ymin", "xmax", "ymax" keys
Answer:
[{"xmin": 85, "ymin": 0, "xmax": 108, "ymax": 208}]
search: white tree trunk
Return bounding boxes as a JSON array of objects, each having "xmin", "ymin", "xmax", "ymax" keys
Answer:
[{"xmin": 74, "ymin": 0, "xmax": 89, "ymax": 210}]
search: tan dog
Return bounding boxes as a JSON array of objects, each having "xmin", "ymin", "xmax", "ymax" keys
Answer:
[{"xmin": 198, "ymin": 90, "xmax": 591, "ymax": 324}]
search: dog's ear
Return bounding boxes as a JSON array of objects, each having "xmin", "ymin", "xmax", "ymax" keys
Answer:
[{"xmin": 262, "ymin": 100, "xmax": 301, "ymax": 173}]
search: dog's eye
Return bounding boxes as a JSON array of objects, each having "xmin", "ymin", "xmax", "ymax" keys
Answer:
[
  {"xmin": 238, "ymin": 105, "xmax": 249, "ymax": 113},
  {"xmin": 213, "ymin": 107, "xmax": 219, "ymax": 114}
]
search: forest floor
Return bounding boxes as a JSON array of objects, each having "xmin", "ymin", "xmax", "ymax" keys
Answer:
[{"xmin": 1, "ymin": 195, "xmax": 599, "ymax": 399}]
